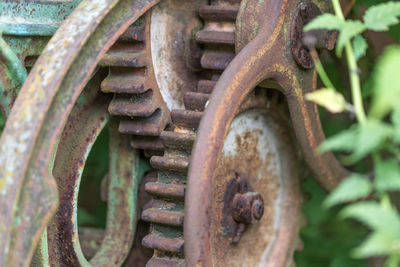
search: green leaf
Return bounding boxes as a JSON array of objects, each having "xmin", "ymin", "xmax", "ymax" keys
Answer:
[
  {"xmin": 370, "ymin": 46, "xmax": 400, "ymax": 119},
  {"xmin": 352, "ymin": 231, "xmax": 400, "ymax": 258},
  {"xmin": 392, "ymin": 108, "xmax": 400, "ymax": 144},
  {"xmin": 375, "ymin": 159, "xmax": 400, "ymax": 191},
  {"xmin": 318, "ymin": 126, "xmax": 358, "ymax": 153},
  {"xmin": 352, "ymin": 35, "xmax": 367, "ymax": 61},
  {"xmin": 364, "ymin": 2, "xmax": 400, "ymax": 31},
  {"xmin": 304, "ymin": 13, "xmax": 343, "ymax": 31},
  {"xmin": 336, "ymin": 20, "xmax": 366, "ymax": 56},
  {"xmin": 324, "ymin": 174, "xmax": 371, "ymax": 208},
  {"xmin": 305, "ymin": 88, "xmax": 347, "ymax": 113},
  {"xmin": 392, "ymin": 107, "xmax": 400, "ymax": 127},
  {"xmin": 340, "ymin": 202, "xmax": 400, "ymax": 232},
  {"xmin": 347, "ymin": 120, "xmax": 392, "ymax": 163}
]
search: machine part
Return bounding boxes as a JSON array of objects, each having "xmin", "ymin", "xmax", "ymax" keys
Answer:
[
  {"xmin": 0, "ymin": 0, "xmax": 160, "ymax": 265},
  {"xmin": 186, "ymin": 96, "xmax": 301, "ymax": 266},
  {"xmin": 234, "ymin": 0, "xmax": 347, "ymax": 191},
  {"xmin": 0, "ymin": 36, "xmax": 27, "ymax": 118},
  {"xmin": 290, "ymin": 2, "xmax": 336, "ymax": 69},
  {"xmin": 139, "ymin": 1, "xmax": 300, "ymax": 266},
  {"xmin": 0, "ymin": 0, "xmax": 82, "ymax": 117},
  {"xmin": 43, "ymin": 71, "xmax": 144, "ymax": 266},
  {"xmin": 100, "ymin": 14, "xmax": 171, "ymax": 153},
  {"xmin": 140, "ymin": 0, "xmax": 240, "ymax": 264},
  {"xmin": 185, "ymin": 0, "xmax": 348, "ymax": 265},
  {"xmin": 0, "ymin": 0, "xmax": 81, "ymax": 36},
  {"xmin": 150, "ymin": 0, "xmax": 205, "ymax": 111},
  {"xmin": 100, "ymin": 0, "xmax": 206, "ymax": 156}
]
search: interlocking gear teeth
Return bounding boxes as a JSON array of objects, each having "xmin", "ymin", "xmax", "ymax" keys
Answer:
[
  {"xmin": 141, "ymin": 1, "xmax": 239, "ymax": 265},
  {"xmin": 100, "ymin": 16, "xmax": 171, "ymax": 153}
]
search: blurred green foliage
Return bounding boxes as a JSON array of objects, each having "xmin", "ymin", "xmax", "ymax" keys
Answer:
[
  {"xmin": 295, "ymin": 178, "xmax": 367, "ymax": 267},
  {"xmin": 77, "ymin": 127, "xmax": 109, "ymax": 229}
]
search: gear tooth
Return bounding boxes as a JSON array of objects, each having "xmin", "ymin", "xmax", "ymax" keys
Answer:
[
  {"xmin": 199, "ymin": 5, "xmax": 239, "ymax": 21},
  {"xmin": 196, "ymin": 30, "xmax": 235, "ymax": 45},
  {"xmin": 101, "ymin": 75, "xmax": 146, "ymax": 94},
  {"xmin": 160, "ymin": 131, "xmax": 196, "ymax": 151},
  {"xmin": 171, "ymin": 110, "xmax": 203, "ymax": 129},
  {"xmin": 200, "ymin": 51, "xmax": 235, "ymax": 70},
  {"xmin": 142, "ymin": 234, "xmax": 184, "ymax": 253},
  {"xmin": 142, "ymin": 208, "xmax": 184, "ymax": 227},
  {"xmin": 100, "ymin": 50, "xmax": 147, "ymax": 67},
  {"xmin": 150, "ymin": 155, "xmax": 189, "ymax": 173},
  {"xmin": 145, "ymin": 182, "xmax": 185, "ymax": 200},
  {"xmin": 108, "ymin": 91, "xmax": 158, "ymax": 117},
  {"xmin": 119, "ymin": 108, "xmax": 169, "ymax": 136},
  {"xmin": 183, "ymin": 92, "xmax": 210, "ymax": 111}
]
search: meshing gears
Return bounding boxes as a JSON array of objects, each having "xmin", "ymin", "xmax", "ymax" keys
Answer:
[{"xmin": 0, "ymin": 0, "xmax": 344, "ymax": 266}]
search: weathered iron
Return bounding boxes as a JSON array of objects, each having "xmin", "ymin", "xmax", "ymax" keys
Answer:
[
  {"xmin": 290, "ymin": 2, "xmax": 336, "ymax": 69},
  {"xmin": 0, "ymin": 36, "xmax": 27, "ymax": 118},
  {"xmin": 185, "ymin": 0, "xmax": 346, "ymax": 265},
  {"xmin": 0, "ymin": 0, "xmax": 82, "ymax": 118},
  {"xmin": 0, "ymin": 0, "xmax": 356, "ymax": 266},
  {"xmin": 140, "ymin": 1, "xmax": 241, "ymax": 265},
  {"xmin": 0, "ymin": 0, "xmax": 160, "ymax": 265}
]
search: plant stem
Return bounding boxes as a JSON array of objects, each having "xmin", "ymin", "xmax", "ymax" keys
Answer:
[
  {"xmin": 310, "ymin": 49, "xmax": 336, "ymax": 89},
  {"xmin": 332, "ymin": 0, "xmax": 367, "ymax": 124}
]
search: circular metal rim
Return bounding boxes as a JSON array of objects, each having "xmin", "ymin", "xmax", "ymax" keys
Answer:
[
  {"xmin": 186, "ymin": 96, "xmax": 301, "ymax": 266},
  {"xmin": 0, "ymin": 0, "xmax": 159, "ymax": 265}
]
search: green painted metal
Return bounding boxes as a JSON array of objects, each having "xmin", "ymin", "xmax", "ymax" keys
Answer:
[
  {"xmin": 0, "ymin": 0, "xmax": 82, "ymax": 36},
  {"xmin": 0, "ymin": 35, "xmax": 27, "ymax": 118},
  {"xmin": 0, "ymin": 0, "xmax": 83, "ymax": 118},
  {"xmin": 0, "ymin": 0, "xmax": 160, "ymax": 265}
]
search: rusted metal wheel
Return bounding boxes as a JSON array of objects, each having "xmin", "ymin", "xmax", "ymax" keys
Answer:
[
  {"xmin": 186, "ymin": 0, "xmax": 343, "ymax": 265},
  {"xmin": 0, "ymin": 0, "xmax": 349, "ymax": 266},
  {"xmin": 139, "ymin": 1, "xmax": 302, "ymax": 266},
  {"xmin": 0, "ymin": 1, "xmax": 161, "ymax": 265},
  {"xmin": 186, "ymin": 91, "xmax": 301, "ymax": 267}
]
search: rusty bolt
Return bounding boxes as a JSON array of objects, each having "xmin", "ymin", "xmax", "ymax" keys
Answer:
[
  {"xmin": 232, "ymin": 192, "xmax": 264, "ymax": 224},
  {"xmin": 290, "ymin": 2, "xmax": 337, "ymax": 69}
]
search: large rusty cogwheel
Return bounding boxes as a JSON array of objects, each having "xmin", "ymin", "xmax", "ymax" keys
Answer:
[
  {"xmin": 0, "ymin": 0, "xmax": 347, "ymax": 266},
  {"xmin": 141, "ymin": 0, "xmax": 302, "ymax": 265}
]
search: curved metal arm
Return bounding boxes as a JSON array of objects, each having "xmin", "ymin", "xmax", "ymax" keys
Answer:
[
  {"xmin": 186, "ymin": 4, "xmax": 289, "ymax": 265},
  {"xmin": 282, "ymin": 72, "xmax": 348, "ymax": 191},
  {"xmin": 186, "ymin": 0, "xmax": 348, "ymax": 264},
  {"xmin": 0, "ymin": 36, "xmax": 27, "ymax": 118},
  {"xmin": 0, "ymin": 0, "xmax": 159, "ymax": 266}
]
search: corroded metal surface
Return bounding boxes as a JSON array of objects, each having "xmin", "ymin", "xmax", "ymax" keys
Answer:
[
  {"xmin": 0, "ymin": 36, "xmax": 27, "ymax": 118},
  {"xmin": 186, "ymin": 0, "xmax": 346, "ymax": 265},
  {"xmin": 142, "ymin": 1, "xmax": 252, "ymax": 266},
  {"xmin": 194, "ymin": 105, "xmax": 300, "ymax": 266},
  {"xmin": 290, "ymin": 2, "xmax": 336, "ymax": 69},
  {"xmin": 0, "ymin": 0, "xmax": 159, "ymax": 265},
  {"xmin": 0, "ymin": 0, "xmax": 353, "ymax": 266},
  {"xmin": 101, "ymin": 13, "xmax": 171, "ymax": 154},
  {"xmin": 0, "ymin": 0, "xmax": 81, "ymax": 36},
  {"xmin": 42, "ymin": 73, "xmax": 144, "ymax": 266},
  {"xmin": 150, "ymin": 0, "xmax": 205, "ymax": 111}
]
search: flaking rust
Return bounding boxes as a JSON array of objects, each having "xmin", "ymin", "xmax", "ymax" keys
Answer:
[
  {"xmin": 0, "ymin": 0, "xmax": 160, "ymax": 266},
  {"xmin": 0, "ymin": 0, "xmax": 354, "ymax": 266}
]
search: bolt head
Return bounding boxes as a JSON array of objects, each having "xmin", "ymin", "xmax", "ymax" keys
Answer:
[
  {"xmin": 232, "ymin": 192, "xmax": 264, "ymax": 224},
  {"xmin": 251, "ymin": 199, "xmax": 264, "ymax": 220}
]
